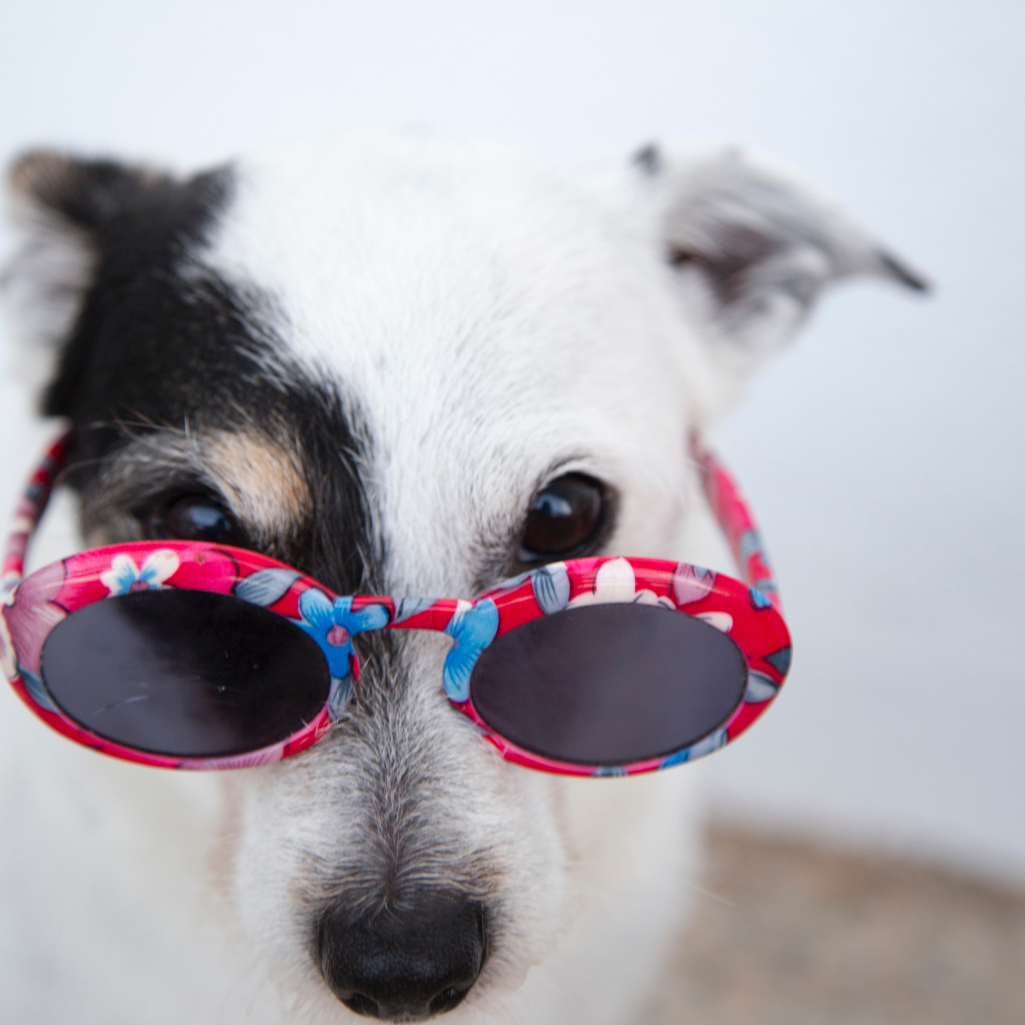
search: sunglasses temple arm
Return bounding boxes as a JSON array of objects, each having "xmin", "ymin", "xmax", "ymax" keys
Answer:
[
  {"xmin": 691, "ymin": 433, "xmax": 783, "ymax": 613},
  {"xmin": 1, "ymin": 433, "xmax": 69, "ymax": 600}
]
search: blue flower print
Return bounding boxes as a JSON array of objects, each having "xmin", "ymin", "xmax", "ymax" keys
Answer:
[
  {"xmin": 443, "ymin": 598, "xmax": 499, "ymax": 702},
  {"xmin": 739, "ymin": 529, "xmax": 771, "ymax": 570},
  {"xmin": 327, "ymin": 674, "xmax": 356, "ymax": 720},
  {"xmin": 477, "ymin": 565, "xmax": 568, "ymax": 614},
  {"xmin": 297, "ymin": 589, "xmax": 389, "ymax": 683},
  {"xmin": 19, "ymin": 666, "xmax": 58, "ymax": 714},
  {"xmin": 762, "ymin": 645, "xmax": 792, "ymax": 676},
  {"xmin": 659, "ymin": 727, "xmax": 728, "ymax": 770},
  {"xmin": 0, "ymin": 572, "xmax": 20, "ymax": 601},
  {"xmin": 489, "ymin": 571, "xmax": 532, "ymax": 594},
  {"xmin": 236, "ymin": 568, "xmax": 301, "ymax": 607},
  {"xmin": 531, "ymin": 564, "xmax": 570, "ymax": 615},
  {"xmin": 745, "ymin": 670, "xmax": 779, "ymax": 704},
  {"xmin": 392, "ymin": 597, "xmax": 435, "ymax": 624}
]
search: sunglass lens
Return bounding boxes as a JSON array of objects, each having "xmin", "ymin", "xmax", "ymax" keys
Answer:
[
  {"xmin": 469, "ymin": 603, "xmax": 747, "ymax": 766},
  {"xmin": 40, "ymin": 590, "xmax": 331, "ymax": 758}
]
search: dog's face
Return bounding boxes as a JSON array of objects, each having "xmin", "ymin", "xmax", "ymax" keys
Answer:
[{"xmin": 1, "ymin": 135, "xmax": 921, "ymax": 1021}]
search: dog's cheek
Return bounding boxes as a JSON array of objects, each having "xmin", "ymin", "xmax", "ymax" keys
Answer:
[
  {"xmin": 227, "ymin": 758, "xmax": 351, "ymax": 978},
  {"xmin": 466, "ymin": 760, "xmax": 572, "ymax": 993}
]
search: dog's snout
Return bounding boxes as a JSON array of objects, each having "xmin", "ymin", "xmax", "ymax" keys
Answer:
[{"xmin": 317, "ymin": 893, "xmax": 488, "ymax": 1020}]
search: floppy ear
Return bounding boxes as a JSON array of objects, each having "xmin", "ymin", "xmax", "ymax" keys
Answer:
[
  {"xmin": 632, "ymin": 144, "xmax": 927, "ymax": 380},
  {"xmin": 0, "ymin": 151, "xmax": 174, "ymax": 396}
]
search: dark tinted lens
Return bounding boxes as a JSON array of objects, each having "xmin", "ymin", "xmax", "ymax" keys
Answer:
[
  {"xmin": 40, "ymin": 590, "xmax": 331, "ymax": 758},
  {"xmin": 469, "ymin": 603, "xmax": 747, "ymax": 766}
]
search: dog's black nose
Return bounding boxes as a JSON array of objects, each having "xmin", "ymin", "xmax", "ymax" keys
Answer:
[{"xmin": 318, "ymin": 893, "xmax": 488, "ymax": 1020}]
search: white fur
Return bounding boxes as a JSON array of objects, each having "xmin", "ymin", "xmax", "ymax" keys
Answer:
[
  {"xmin": 0, "ymin": 133, "xmax": 904, "ymax": 1024},
  {"xmin": 0, "ymin": 192, "xmax": 95, "ymax": 389}
]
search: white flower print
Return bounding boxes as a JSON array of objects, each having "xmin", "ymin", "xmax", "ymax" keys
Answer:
[
  {"xmin": 100, "ymin": 550, "xmax": 179, "ymax": 596},
  {"xmin": 567, "ymin": 558, "xmax": 675, "ymax": 610},
  {"xmin": 694, "ymin": 611, "xmax": 733, "ymax": 633}
]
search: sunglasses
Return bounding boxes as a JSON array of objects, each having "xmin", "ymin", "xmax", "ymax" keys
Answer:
[{"xmin": 0, "ymin": 434, "xmax": 791, "ymax": 776}]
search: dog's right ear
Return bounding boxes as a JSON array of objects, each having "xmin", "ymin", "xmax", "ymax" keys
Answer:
[
  {"xmin": 620, "ymin": 143, "xmax": 928, "ymax": 393},
  {"xmin": 1, "ymin": 151, "xmax": 174, "ymax": 396}
]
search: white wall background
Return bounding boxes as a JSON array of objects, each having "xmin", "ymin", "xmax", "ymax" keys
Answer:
[{"xmin": 0, "ymin": 1, "xmax": 1021, "ymax": 881}]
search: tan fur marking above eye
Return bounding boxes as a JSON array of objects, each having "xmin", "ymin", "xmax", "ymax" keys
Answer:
[{"xmin": 205, "ymin": 431, "xmax": 310, "ymax": 538}]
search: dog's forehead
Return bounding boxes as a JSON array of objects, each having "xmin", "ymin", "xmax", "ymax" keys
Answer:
[
  {"xmin": 207, "ymin": 138, "xmax": 685, "ymax": 388},
  {"xmin": 203, "ymin": 139, "xmax": 697, "ymax": 484}
]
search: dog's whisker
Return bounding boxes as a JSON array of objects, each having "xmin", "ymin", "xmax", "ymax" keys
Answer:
[{"xmin": 683, "ymin": 880, "xmax": 736, "ymax": 908}]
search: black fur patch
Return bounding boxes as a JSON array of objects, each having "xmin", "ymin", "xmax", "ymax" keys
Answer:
[{"xmin": 26, "ymin": 155, "xmax": 378, "ymax": 595}]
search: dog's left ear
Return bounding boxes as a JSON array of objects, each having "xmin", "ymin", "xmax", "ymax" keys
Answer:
[
  {"xmin": 1, "ymin": 150, "xmax": 225, "ymax": 403},
  {"xmin": 628, "ymin": 144, "xmax": 927, "ymax": 380},
  {"xmin": 1, "ymin": 152, "xmax": 166, "ymax": 393}
]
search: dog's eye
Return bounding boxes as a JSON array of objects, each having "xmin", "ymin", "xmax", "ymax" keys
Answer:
[
  {"xmin": 519, "ymin": 474, "xmax": 609, "ymax": 562},
  {"xmin": 147, "ymin": 495, "xmax": 243, "ymax": 545}
]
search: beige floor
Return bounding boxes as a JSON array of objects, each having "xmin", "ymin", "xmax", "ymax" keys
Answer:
[{"xmin": 645, "ymin": 823, "xmax": 1025, "ymax": 1025}]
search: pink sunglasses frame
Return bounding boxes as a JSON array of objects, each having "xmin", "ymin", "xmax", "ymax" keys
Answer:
[{"xmin": 0, "ymin": 434, "xmax": 791, "ymax": 776}]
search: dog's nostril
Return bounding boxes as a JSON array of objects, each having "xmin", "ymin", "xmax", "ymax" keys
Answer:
[
  {"xmin": 344, "ymin": 992, "xmax": 384, "ymax": 1018},
  {"xmin": 317, "ymin": 893, "xmax": 487, "ymax": 1020},
  {"xmin": 428, "ymin": 985, "xmax": 469, "ymax": 1016}
]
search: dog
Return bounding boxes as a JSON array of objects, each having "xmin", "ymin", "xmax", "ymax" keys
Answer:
[{"xmin": 0, "ymin": 133, "xmax": 923, "ymax": 1024}]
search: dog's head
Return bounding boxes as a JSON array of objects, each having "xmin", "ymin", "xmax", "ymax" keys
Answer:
[{"xmin": 1, "ymin": 135, "xmax": 923, "ymax": 1021}]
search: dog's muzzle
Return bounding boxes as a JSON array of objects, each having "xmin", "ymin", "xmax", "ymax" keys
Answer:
[{"xmin": 317, "ymin": 893, "xmax": 488, "ymax": 1020}]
